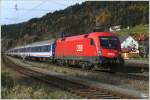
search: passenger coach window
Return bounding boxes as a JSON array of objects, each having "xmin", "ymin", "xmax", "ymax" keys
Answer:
[
  {"xmin": 49, "ymin": 45, "xmax": 51, "ymax": 51},
  {"xmin": 90, "ymin": 38, "xmax": 95, "ymax": 46},
  {"xmin": 46, "ymin": 45, "xmax": 50, "ymax": 51},
  {"xmin": 41, "ymin": 45, "xmax": 50, "ymax": 52}
]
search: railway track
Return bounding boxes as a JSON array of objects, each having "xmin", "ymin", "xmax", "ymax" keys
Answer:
[
  {"xmin": 3, "ymin": 56, "xmax": 148, "ymax": 99},
  {"xmin": 61, "ymin": 65, "xmax": 149, "ymax": 81},
  {"xmin": 24, "ymin": 59, "xmax": 148, "ymax": 81}
]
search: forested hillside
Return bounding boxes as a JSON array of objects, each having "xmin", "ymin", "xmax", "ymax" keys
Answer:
[{"xmin": 2, "ymin": 1, "xmax": 149, "ymax": 50}]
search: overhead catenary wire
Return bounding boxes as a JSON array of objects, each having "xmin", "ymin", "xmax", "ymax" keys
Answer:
[
  {"xmin": 18, "ymin": 0, "xmax": 68, "ymax": 21},
  {"xmin": 2, "ymin": 0, "xmax": 84, "ymax": 24},
  {"xmin": 50, "ymin": 0, "xmax": 67, "ymax": 7},
  {"xmin": 3, "ymin": 0, "xmax": 68, "ymax": 12},
  {"xmin": 4, "ymin": 8, "xmax": 53, "ymax": 11},
  {"xmin": 18, "ymin": 0, "xmax": 48, "ymax": 20}
]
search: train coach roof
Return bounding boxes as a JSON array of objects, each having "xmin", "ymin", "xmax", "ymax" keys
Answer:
[
  {"xmin": 26, "ymin": 39, "xmax": 55, "ymax": 47},
  {"xmin": 12, "ymin": 39, "xmax": 55, "ymax": 49}
]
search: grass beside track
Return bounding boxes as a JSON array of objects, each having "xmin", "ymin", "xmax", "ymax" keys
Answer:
[
  {"xmin": 1, "ymin": 58, "xmax": 80, "ymax": 99},
  {"xmin": 6, "ymin": 56, "xmax": 149, "ymax": 94}
]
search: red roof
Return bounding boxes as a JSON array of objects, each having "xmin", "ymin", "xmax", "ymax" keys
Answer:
[{"xmin": 133, "ymin": 34, "xmax": 147, "ymax": 41}]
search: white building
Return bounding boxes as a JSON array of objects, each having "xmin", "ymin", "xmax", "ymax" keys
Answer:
[
  {"xmin": 118, "ymin": 35, "xmax": 139, "ymax": 52},
  {"xmin": 109, "ymin": 25, "xmax": 121, "ymax": 32}
]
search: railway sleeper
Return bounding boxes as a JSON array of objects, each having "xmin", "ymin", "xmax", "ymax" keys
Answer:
[
  {"xmin": 78, "ymin": 93, "xmax": 116, "ymax": 99},
  {"xmin": 88, "ymin": 96, "xmax": 120, "ymax": 99},
  {"xmin": 73, "ymin": 89, "xmax": 98, "ymax": 92},
  {"xmin": 75, "ymin": 91, "xmax": 107, "ymax": 95},
  {"xmin": 75, "ymin": 90, "xmax": 112, "ymax": 96}
]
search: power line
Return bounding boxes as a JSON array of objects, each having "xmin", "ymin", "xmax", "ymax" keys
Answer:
[
  {"xmin": 19, "ymin": 0, "xmax": 47, "ymax": 20},
  {"xmin": 17, "ymin": 0, "xmax": 68, "ymax": 21},
  {"xmin": 4, "ymin": 8, "xmax": 52, "ymax": 11},
  {"xmin": 50, "ymin": 0, "xmax": 67, "ymax": 6},
  {"xmin": 3, "ymin": 0, "xmax": 82, "ymax": 24},
  {"xmin": 2, "ymin": 18, "xmax": 16, "ymax": 21}
]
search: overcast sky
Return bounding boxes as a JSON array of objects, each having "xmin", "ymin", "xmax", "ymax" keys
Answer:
[{"xmin": 1, "ymin": 0, "xmax": 85, "ymax": 25}]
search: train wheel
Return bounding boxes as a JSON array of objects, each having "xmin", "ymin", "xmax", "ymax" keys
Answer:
[
  {"xmin": 81, "ymin": 63, "xmax": 86, "ymax": 70},
  {"xmin": 58, "ymin": 60, "xmax": 64, "ymax": 66},
  {"xmin": 81, "ymin": 62, "xmax": 91, "ymax": 70},
  {"xmin": 81, "ymin": 62, "xmax": 86, "ymax": 69},
  {"xmin": 65, "ymin": 60, "xmax": 70, "ymax": 67},
  {"xmin": 56, "ymin": 60, "xmax": 60, "ymax": 66},
  {"xmin": 91, "ymin": 64, "xmax": 98, "ymax": 71},
  {"xmin": 118, "ymin": 57, "xmax": 124, "ymax": 67},
  {"xmin": 116, "ymin": 57, "xmax": 125, "ymax": 72},
  {"xmin": 61, "ymin": 60, "xmax": 66, "ymax": 66}
]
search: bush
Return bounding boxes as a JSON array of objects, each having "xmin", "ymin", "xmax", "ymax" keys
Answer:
[{"xmin": 1, "ymin": 72, "xmax": 15, "ymax": 89}]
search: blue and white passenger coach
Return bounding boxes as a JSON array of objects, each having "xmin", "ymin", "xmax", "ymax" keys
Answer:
[{"xmin": 7, "ymin": 40, "xmax": 55, "ymax": 60}]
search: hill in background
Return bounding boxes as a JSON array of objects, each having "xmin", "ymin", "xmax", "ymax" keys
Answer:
[{"xmin": 1, "ymin": 1, "xmax": 149, "ymax": 50}]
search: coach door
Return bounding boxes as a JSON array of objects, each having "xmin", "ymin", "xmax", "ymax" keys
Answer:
[{"xmin": 52, "ymin": 43, "xmax": 56, "ymax": 58}]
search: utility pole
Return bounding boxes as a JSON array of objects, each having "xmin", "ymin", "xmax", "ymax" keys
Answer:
[{"xmin": 14, "ymin": 3, "xmax": 18, "ymax": 24}]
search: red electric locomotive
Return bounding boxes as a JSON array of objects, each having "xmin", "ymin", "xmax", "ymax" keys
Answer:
[{"xmin": 55, "ymin": 32, "xmax": 124, "ymax": 69}]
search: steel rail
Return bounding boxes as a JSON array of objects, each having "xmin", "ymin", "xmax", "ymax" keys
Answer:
[
  {"xmin": 3, "ymin": 56, "xmax": 148, "ymax": 99},
  {"xmin": 24, "ymin": 59, "xmax": 148, "ymax": 81}
]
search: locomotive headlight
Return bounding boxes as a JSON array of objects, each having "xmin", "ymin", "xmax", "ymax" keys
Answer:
[{"xmin": 98, "ymin": 50, "xmax": 102, "ymax": 56}]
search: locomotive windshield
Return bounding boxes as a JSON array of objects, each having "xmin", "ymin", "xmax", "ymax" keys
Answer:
[{"xmin": 100, "ymin": 37, "xmax": 119, "ymax": 49}]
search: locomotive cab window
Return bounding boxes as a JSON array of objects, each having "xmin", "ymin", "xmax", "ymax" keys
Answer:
[
  {"xmin": 100, "ymin": 37, "xmax": 118, "ymax": 49},
  {"xmin": 90, "ymin": 38, "xmax": 95, "ymax": 46}
]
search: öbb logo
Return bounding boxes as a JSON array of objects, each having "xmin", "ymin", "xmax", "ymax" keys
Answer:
[{"xmin": 76, "ymin": 44, "xmax": 83, "ymax": 52}]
